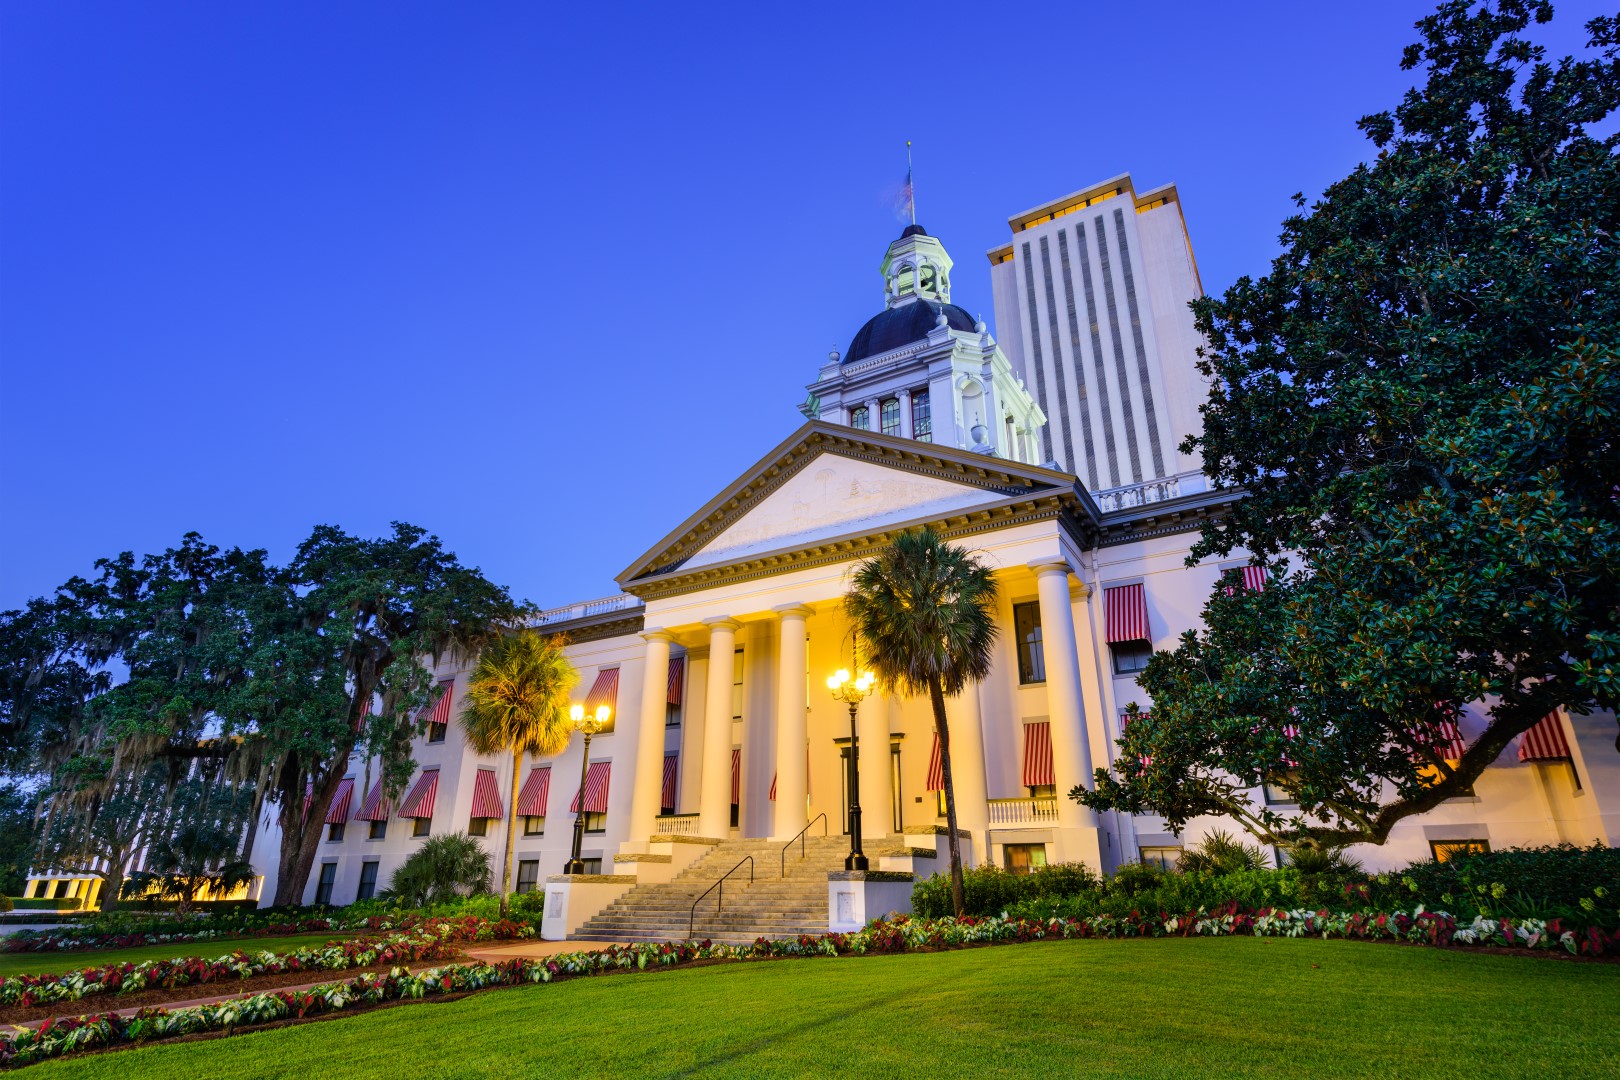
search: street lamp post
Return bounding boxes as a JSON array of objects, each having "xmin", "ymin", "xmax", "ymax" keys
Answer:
[
  {"xmin": 826, "ymin": 667, "xmax": 875, "ymax": 872},
  {"xmin": 563, "ymin": 703, "xmax": 611, "ymax": 875}
]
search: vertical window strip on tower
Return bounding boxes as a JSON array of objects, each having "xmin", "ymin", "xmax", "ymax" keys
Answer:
[
  {"xmin": 1113, "ymin": 208, "xmax": 1166, "ymax": 477},
  {"xmin": 1075, "ymin": 221, "xmax": 1121, "ymax": 487},
  {"xmin": 1095, "ymin": 215, "xmax": 1144, "ymax": 484},
  {"xmin": 1020, "ymin": 242, "xmax": 1055, "ymax": 463},
  {"xmin": 1038, "ymin": 235, "xmax": 1076, "ymax": 473},
  {"xmin": 1057, "ymin": 229, "xmax": 1099, "ymax": 489}
]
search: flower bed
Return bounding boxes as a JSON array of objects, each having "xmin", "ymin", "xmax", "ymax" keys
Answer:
[
  {"xmin": 3, "ymin": 906, "xmax": 1615, "ymax": 1069},
  {"xmin": 0, "ymin": 917, "xmax": 533, "ymax": 1011},
  {"xmin": 0, "ymin": 912, "xmax": 526, "ymax": 957}
]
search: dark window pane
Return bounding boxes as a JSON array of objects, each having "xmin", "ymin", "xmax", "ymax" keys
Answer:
[
  {"xmin": 880, "ymin": 398, "xmax": 900, "ymax": 436},
  {"xmin": 1014, "ymin": 602, "xmax": 1046, "ymax": 684},
  {"xmin": 912, "ymin": 390, "xmax": 932, "ymax": 442}
]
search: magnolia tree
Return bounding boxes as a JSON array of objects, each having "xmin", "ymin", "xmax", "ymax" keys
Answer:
[{"xmin": 1079, "ymin": 0, "xmax": 1620, "ymax": 848}]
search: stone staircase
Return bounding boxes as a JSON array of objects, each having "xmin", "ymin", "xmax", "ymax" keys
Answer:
[{"xmin": 573, "ymin": 835, "xmax": 896, "ymax": 944}]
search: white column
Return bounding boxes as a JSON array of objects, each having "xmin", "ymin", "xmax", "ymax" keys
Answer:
[
  {"xmin": 628, "ymin": 630, "xmax": 672, "ymax": 842},
  {"xmin": 1032, "ymin": 560, "xmax": 1101, "ymax": 841},
  {"xmin": 859, "ymin": 694, "xmax": 894, "ymax": 841},
  {"xmin": 698, "ymin": 618, "xmax": 740, "ymax": 838},
  {"xmin": 899, "ymin": 392, "xmax": 914, "ymax": 439},
  {"xmin": 944, "ymin": 682, "xmax": 990, "ymax": 863},
  {"xmin": 772, "ymin": 605, "xmax": 811, "ymax": 840}
]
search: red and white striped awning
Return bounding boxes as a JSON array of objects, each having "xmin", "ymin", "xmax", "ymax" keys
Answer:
[
  {"xmin": 583, "ymin": 668, "xmax": 620, "ymax": 716},
  {"xmin": 1121, "ymin": 711, "xmax": 1153, "ymax": 768},
  {"xmin": 429, "ymin": 679, "xmax": 454, "ymax": 725},
  {"xmin": 667, "ymin": 657, "xmax": 685, "ymax": 706},
  {"xmin": 1022, "ymin": 721, "xmax": 1054, "ymax": 787},
  {"xmin": 661, "ymin": 754, "xmax": 678, "ymax": 809},
  {"xmin": 1280, "ymin": 723, "xmax": 1300, "ymax": 768},
  {"xmin": 470, "ymin": 768, "xmax": 504, "ymax": 818},
  {"xmin": 1519, "ymin": 711, "xmax": 1571, "ymax": 762},
  {"xmin": 768, "ymin": 770, "xmax": 776, "ymax": 802},
  {"xmin": 1105, "ymin": 584, "xmax": 1150, "ymax": 645},
  {"xmin": 767, "ymin": 747, "xmax": 808, "ymax": 802},
  {"xmin": 730, "ymin": 748, "xmax": 741, "ymax": 805},
  {"xmin": 1243, "ymin": 565, "xmax": 1267, "ymax": 592},
  {"xmin": 324, "ymin": 778, "xmax": 355, "ymax": 824},
  {"xmin": 1416, "ymin": 718, "xmax": 1467, "ymax": 762},
  {"xmin": 357, "ymin": 779, "xmax": 392, "ymax": 822},
  {"xmin": 516, "ymin": 766, "xmax": 550, "ymax": 817},
  {"xmin": 570, "ymin": 761, "xmax": 611, "ymax": 813},
  {"xmin": 399, "ymin": 769, "xmax": 439, "ymax": 819},
  {"xmin": 926, "ymin": 732, "xmax": 944, "ymax": 791}
]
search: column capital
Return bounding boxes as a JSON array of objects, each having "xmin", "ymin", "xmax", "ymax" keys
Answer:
[
  {"xmin": 641, "ymin": 628, "xmax": 675, "ymax": 644},
  {"xmin": 1030, "ymin": 558, "xmax": 1092, "ymax": 599},
  {"xmin": 702, "ymin": 617, "xmax": 742, "ymax": 632},
  {"xmin": 773, "ymin": 603, "xmax": 814, "ymax": 619}
]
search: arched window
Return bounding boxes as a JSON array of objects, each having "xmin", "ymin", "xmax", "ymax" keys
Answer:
[
  {"xmin": 850, "ymin": 405, "xmax": 870, "ymax": 430},
  {"xmin": 880, "ymin": 398, "xmax": 900, "ymax": 436}
]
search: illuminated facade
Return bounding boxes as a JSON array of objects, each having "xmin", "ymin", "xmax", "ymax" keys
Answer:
[{"xmin": 249, "ymin": 179, "xmax": 1620, "ymax": 932}]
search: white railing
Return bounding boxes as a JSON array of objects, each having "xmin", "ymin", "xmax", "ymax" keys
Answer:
[
  {"xmin": 1092, "ymin": 471, "xmax": 1211, "ymax": 513},
  {"xmin": 987, "ymin": 797, "xmax": 1059, "ymax": 826},
  {"xmin": 532, "ymin": 593, "xmax": 644, "ymax": 627},
  {"xmin": 653, "ymin": 814, "xmax": 699, "ymax": 835}
]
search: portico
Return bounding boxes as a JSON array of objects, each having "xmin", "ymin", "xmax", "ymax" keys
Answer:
[{"xmin": 602, "ymin": 421, "xmax": 1119, "ymax": 872}]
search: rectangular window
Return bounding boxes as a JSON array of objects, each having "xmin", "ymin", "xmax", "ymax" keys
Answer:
[
  {"xmin": 412, "ymin": 817, "xmax": 430, "ymax": 838},
  {"xmin": 583, "ymin": 811, "xmax": 607, "ymax": 834},
  {"xmin": 880, "ymin": 398, "xmax": 900, "ymax": 436},
  {"xmin": 356, "ymin": 861, "xmax": 379, "ymax": 902},
  {"xmin": 1112, "ymin": 641, "xmax": 1153, "ymax": 676},
  {"xmin": 1262, "ymin": 779, "xmax": 1297, "ymax": 806},
  {"xmin": 1139, "ymin": 846, "xmax": 1181, "ymax": 871},
  {"xmin": 732, "ymin": 648, "xmax": 744, "ymax": 722},
  {"xmin": 911, "ymin": 389, "xmax": 931, "ymax": 442},
  {"xmin": 580, "ymin": 857, "xmax": 602, "ymax": 875},
  {"xmin": 1003, "ymin": 843, "xmax": 1048, "ymax": 875},
  {"xmin": 314, "ymin": 863, "xmax": 337, "ymax": 906},
  {"xmin": 516, "ymin": 860, "xmax": 539, "ymax": 894},
  {"xmin": 1013, "ymin": 601, "xmax": 1045, "ymax": 684},
  {"xmin": 428, "ymin": 722, "xmax": 447, "ymax": 744},
  {"xmin": 524, "ymin": 815, "xmax": 545, "ymax": 836},
  {"xmin": 850, "ymin": 405, "xmax": 870, "ymax": 430},
  {"xmin": 368, "ymin": 818, "xmax": 387, "ymax": 841},
  {"xmin": 1028, "ymin": 784, "xmax": 1056, "ymax": 799},
  {"xmin": 327, "ymin": 822, "xmax": 346, "ymax": 843},
  {"xmin": 468, "ymin": 817, "xmax": 489, "ymax": 837},
  {"xmin": 1430, "ymin": 839, "xmax": 1490, "ymax": 862},
  {"xmin": 666, "ymin": 703, "xmax": 681, "ymax": 727}
]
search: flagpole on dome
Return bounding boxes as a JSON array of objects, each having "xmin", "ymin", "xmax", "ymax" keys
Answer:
[{"xmin": 906, "ymin": 140, "xmax": 916, "ymax": 225}]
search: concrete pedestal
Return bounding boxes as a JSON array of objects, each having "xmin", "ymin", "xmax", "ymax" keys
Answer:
[
  {"xmin": 827, "ymin": 870, "xmax": 916, "ymax": 933},
  {"xmin": 540, "ymin": 874, "xmax": 636, "ymax": 941}
]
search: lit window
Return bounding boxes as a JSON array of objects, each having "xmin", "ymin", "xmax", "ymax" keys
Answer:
[
  {"xmin": 428, "ymin": 722, "xmax": 447, "ymax": 744},
  {"xmin": 468, "ymin": 817, "xmax": 489, "ymax": 837},
  {"xmin": 880, "ymin": 398, "xmax": 900, "ymax": 437},
  {"xmin": 412, "ymin": 816, "xmax": 430, "ymax": 837},
  {"xmin": 516, "ymin": 860, "xmax": 539, "ymax": 894},
  {"xmin": 1004, "ymin": 843, "xmax": 1048, "ymax": 875},
  {"xmin": 732, "ymin": 648, "xmax": 744, "ymax": 722},
  {"xmin": 584, "ymin": 811, "xmax": 607, "ymax": 834},
  {"xmin": 1263, "ymin": 776, "xmax": 1298, "ymax": 805},
  {"xmin": 850, "ymin": 406, "xmax": 870, "ymax": 430},
  {"xmin": 524, "ymin": 815, "xmax": 544, "ymax": 836},
  {"xmin": 356, "ymin": 861, "xmax": 379, "ymax": 902},
  {"xmin": 1430, "ymin": 839, "xmax": 1489, "ymax": 862},
  {"xmin": 1014, "ymin": 602, "xmax": 1045, "ymax": 684},
  {"xmin": 911, "ymin": 390, "xmax": 932, "ymax": 442},
  {"xmin": 1140, "ymin": 846, "xmax": 1181, "ymax": 871}
]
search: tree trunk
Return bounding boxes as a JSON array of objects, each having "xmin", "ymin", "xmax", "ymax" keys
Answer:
[
  {"xmin": 929, "ymin": 678, "xmax": 966, "ymax": 919},
  {"xmin": 499, "ymin": 751, "xmax": 520, "ymax": 918},
  {"xmin": 273, "ymin": 758, "xmax": 350, "ymax": 907},
  {"xmin": 98, "ymin": 859, "xmax": 125, "ymax": 913}
]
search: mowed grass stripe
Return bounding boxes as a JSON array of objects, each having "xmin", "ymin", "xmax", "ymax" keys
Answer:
[{"xmin": 26, "ymin": 937, "xmax": 1620, "ymax": 1079}]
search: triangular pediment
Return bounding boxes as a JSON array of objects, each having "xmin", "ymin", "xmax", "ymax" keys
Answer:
[{"xmin": 619, "ymin": 422, "xmax": 1091, "ymax": 588}]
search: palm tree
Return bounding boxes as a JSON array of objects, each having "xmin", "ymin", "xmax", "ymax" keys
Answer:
[
  {"xmin": 459, "ymin": 631, "xmax": 578, "ymax": 917},
  {"xmin": 845, "ymin": 527, "xmax": 998, "ymax": 917}
]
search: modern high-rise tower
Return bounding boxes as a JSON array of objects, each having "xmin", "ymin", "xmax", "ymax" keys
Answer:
[{"xmin": 987, "ymin": 174, "xmax": 1207, "ymax": 500}]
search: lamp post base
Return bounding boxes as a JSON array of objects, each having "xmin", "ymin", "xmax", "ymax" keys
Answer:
[{"xmin": 844, "ymin": 852, "xmax": 869, "ymax": 872}]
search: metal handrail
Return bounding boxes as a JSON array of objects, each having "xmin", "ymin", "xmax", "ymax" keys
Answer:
[
  {"xmin": 780, "ymin": 812, "xmax": 829, "ymax": 878},
  {"xmin": 688, "ymin": 855, "xmax": 754, "ymax": 940}
]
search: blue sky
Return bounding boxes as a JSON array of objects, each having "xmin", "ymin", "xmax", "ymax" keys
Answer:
[{"xmin": 1, "ymin": 1, "xmax": 1606, "ymax": 611}]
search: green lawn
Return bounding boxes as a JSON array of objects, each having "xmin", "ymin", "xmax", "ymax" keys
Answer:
[
  {"xmin": 0, "ymin": 932, "xmax": 364, "ymax": 978},
  {"xmin": 27, "ymin": 937, "xmax": 1620, "ymax": 1079}
]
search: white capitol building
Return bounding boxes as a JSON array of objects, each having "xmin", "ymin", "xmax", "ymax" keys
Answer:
[{"xmin": 234, "ymin": 174, "xmax": 1618, "ymax": 940}]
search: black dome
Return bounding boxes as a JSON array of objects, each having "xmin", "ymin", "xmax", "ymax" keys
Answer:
[
  {"xmin": 900, "ymin": 223, "xmax": 929, "ymax": 237},
  {"xmin": 845, "ymin": 300, "xmax": 976, "ymax": 363}
]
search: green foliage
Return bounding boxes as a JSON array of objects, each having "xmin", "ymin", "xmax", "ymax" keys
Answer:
[
  {"xmin": 0, "ymin": 784, "xmax": 37, "ymax": 896},
  {"xmin": 1082, "ymin": 1, "xmax": 1620, "ymax": 847},
  {"xmin": 508, "ymin": 890, "xmax": 547, "ymax": 921},
  {"xmin": 383, "ymin": 833, "xmax": 493, "ymax": 909},
  {"xmin": 0, "ymin": 895, "xmax": 10, "ymax": 913},
  {"xmin": 911, "ymin": 863, "xmax": 1099, "ymax": 919},
  {"xmin": 1366, "ymin": 843, "xmax": 1620, "ymax": 923},
  {"xmin": 1175, "ymin": 830, "xmax": 1269, "ymax": 875}
]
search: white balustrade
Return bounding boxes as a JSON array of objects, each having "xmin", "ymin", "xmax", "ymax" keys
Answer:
[
  {"xmin": 653, "ymin": 814, "xmax": 699, "ymax": 836},
  {"xmin": 986, "ymin": 797, "xmax": 1059, "ymax": 826},
  {"xmin": 533, "ymin": 593, "xmax": 644, "ymax": 627}
]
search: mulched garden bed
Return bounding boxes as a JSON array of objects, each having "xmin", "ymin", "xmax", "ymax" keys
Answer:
[{"xmin": 0, "ymin": 953, "xmax": 468, "ymax": 1027}]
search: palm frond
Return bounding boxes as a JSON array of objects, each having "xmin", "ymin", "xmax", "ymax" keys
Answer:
[{"xmin": 459, "ymin": 632, "xmax": 579, "ymax": 758}]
